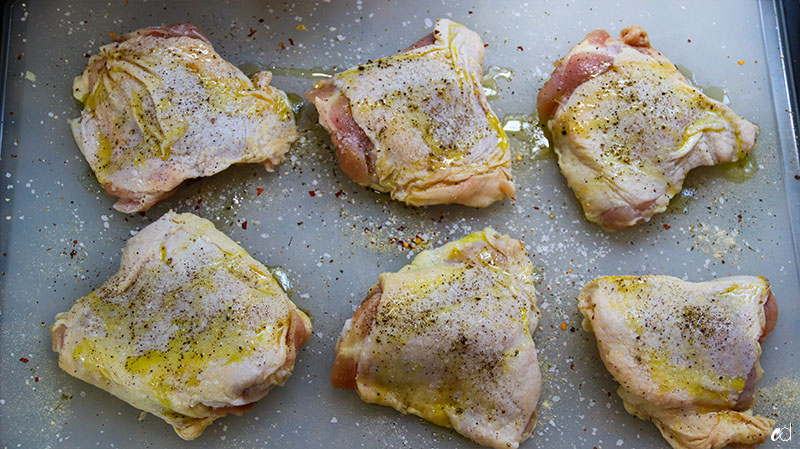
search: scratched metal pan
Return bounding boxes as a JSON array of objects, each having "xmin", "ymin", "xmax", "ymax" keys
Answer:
[{"xmin": 0, "ymin": 0, "xmax": 798, "ymax": 448}]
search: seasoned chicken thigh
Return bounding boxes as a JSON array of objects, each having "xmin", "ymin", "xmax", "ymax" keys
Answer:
[
  {"xmin": 538, "ymin": 27, "xmax": 758, "ymax": 230},
  {"xmin": 331, "ymin": 229, "xmax": 541, "ymax": 449},
  {"xmin": 578, "ymin": 275, "xmax": 778, "ymax": 449},
  {"xmin": 307, "ymin": 19, "xmax": 514, "ymax": 207},
  {"xmin": 51, "ymin": 212, "xmax": 311, "ymax": 440},
  {"xmin": 71, "ymin": 23, "xmax": 297, "ymax": 213}
]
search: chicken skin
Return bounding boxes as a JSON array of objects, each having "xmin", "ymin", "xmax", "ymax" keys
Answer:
[
  {"xmin": 51, "ymin": 212, "xmax": 311, "ymax": 440},
  {"xmin": 71, "ymin": 23, "xmax": 297, "ymax": 213},
  {"xmin": 578, "ymin": 275, "xmax": 778, "ymax": 449},
  {"xmin": 538, "ymin": 26, "xmax": 758, "ymax": 230},
  {"xmin": 307, "ymin": 19, "xmax": 514, "ymax": 207},
  {"xmin": 331, "ymin": 229, "xmax": 541, "ymax": 449}
]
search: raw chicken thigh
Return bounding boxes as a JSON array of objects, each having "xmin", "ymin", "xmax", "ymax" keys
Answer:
[
  {"xmin": 51, "ymin": 212, "xmax": 311, "ymax": 439},
  {"xmin": 71, "ymin": 23, "xmax": 297, "ymax": 213},
  {"xmin": 578, "ymin": 275, "xmax": 778, "ymax": 449},
  {"xmin": 538, "ymin": 26, "xmax": 758, "ymax": 230},
  {"xmin": 331, "ymin": 229, "xmax": 541, "ymax": 449},
  {"xmin": 307, "ymin": 19, "xmax": 514, "ymax": 207}
]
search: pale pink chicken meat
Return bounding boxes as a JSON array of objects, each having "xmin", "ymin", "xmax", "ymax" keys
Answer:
[
  {"xmin": 307, "ymin": 19, "xmax": 514, "ymax": 208},
  {"xmin": 71, "ymin": 23, "xmax": 297, "ymax": 213},
  {"xmin": 51, "ymin": 212, "xmax": 311, "ymax": 439},
  {"xmin": 331, "ymin": 229, "xmax": 541, "ymax": 449},
  {"xmin": 538, "ymin": 27, "xmax": 758, "ymax": 230},
  {"xmin": 578, "ymin": 275, "xmax": 778, "ymax": 449}
]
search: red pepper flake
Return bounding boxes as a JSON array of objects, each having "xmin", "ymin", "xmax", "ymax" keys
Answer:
[
  {"xmin": 16, "ymin": 54, "xmax": 21, "ymax": 60},
  {"xmin": 138, "ymin": 211, "xmax": 146, "ymax": 217},
  {"xmin": 35, "ymin": 377, "xmax": 39, "ymax": 382},
  {"xmin": 468, "ymin": 10, "xmax": 473, "ymax": 14},
  {"xmin": 663, "ymin": 224, "xmax": 671, "ymax": 230},
  {"xmin": 687, "ymin": 39, "xmax": 692, "ymax": 43},
  {"xmin": 484, "ymin": 43, "xmax": 489, "ymax": 48},
  {"xmin": 241, "ymin": 221, "xmax": 248, "ymax": 230},
  {"xmin": 8, "ymin": 111, "xmax": 13, "ymax": 115},
  {"xmin": 248, "ymin": 28, "xmax": 257, "ymax": 37},
  {"xmin": 19, "ymin": 357, "xmax": 29, "ymax": 363},
  {"xmin": 517, "ymin": 46, "xmax": 524, "ymax": 51},
  {"xmin": 73, "ymin": 240, "xmax": 78, "ymax": 245},
  {"xmin": 256, "ymin": 188, "xmax": 264, "ymax": 196},
  {"xmin": 288, "ymin": 38, "xmax": 295, "ymax": 46},
  {"xmin": 334, "ymin": 189, "xmax": 344, "ymax": 198},
  {"xmin": 533, "ymin": 206, "xmax": 540, "ymax": 210},
  {"xmin": 84, "ymin": 53, "xmax": 91, "ymax": 58},
  {"xmin": 308, "ymin": 190, "xmax": 316, "ymax": 197},
  {"xmin": 69, "ymin": 249, "xmax": 77, "ymax": 258},
  {"xmin": 364, "ymin": 227, "xmax": 371, "ymax": 233}
]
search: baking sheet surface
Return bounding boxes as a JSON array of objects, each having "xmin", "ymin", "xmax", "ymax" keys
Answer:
[{"xmin": 1, "ymin": 1, "xmax": 799, "ymax": 448}]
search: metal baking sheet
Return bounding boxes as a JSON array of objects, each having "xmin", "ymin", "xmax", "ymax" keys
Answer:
[{"xmin": 1, "ymin": 1, "xmax": 798, "ymax": 448}]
